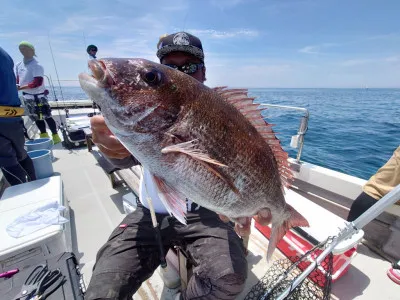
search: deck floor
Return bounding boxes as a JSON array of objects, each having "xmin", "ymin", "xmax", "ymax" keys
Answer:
[{"xmin": 50, "ymin": 133, "xmax": 398, "ymax": 300}]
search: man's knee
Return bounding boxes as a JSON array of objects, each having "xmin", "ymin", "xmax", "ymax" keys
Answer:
[
  {"xmin": 85, "ymin": 271, "xmax": 136, "ymax": 300},
  {"xmin": 213, "ymin": 272, "xmax": 246, "ymax": 298},
  {"xmin": 184, "ymin": 269, "xmax": 247, "ymax": 300}
]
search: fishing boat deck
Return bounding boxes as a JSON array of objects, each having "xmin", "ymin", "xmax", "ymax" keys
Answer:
[{"xmin": 2, "ymin": 107, "xmax": 398, "ymax": 299}]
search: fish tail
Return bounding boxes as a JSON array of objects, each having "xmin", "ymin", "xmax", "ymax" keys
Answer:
[{"xmin": 266, "ymin": 204, "xmax": 309, "ymax": 261}]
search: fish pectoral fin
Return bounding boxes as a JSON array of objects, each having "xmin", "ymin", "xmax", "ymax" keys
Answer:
[
  {"xmin": 161, "ymin": 140, "xmax": 227, "ymax": 167},
  {"xmin": 161, "ymin": 140, "xmax": 240, "ymax": 195},
  {"xmin": 151, "ymin": 175, "xmax": 187, "ymax": 225}
]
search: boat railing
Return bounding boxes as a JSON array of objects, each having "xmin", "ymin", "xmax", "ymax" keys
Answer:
[
  {"xmin": 43, "ymin": 77, "xmax": 94, "ymax": 108},
  {"xmin": 258, "ymin": 103, "xmax": 309, "ymax": 163}
]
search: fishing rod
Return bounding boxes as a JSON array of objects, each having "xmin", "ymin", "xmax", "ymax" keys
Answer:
[
  {"xmin": 43, "ymin": 74, "xmax": 64, "ymax": 126},
  {"xmin": 48, "ymin": 34, "xmax": 65, "ymax": 102},
  {"xmin": 83, "ymin": 31, "xmax": 100, "ymax": 117},
  {"xmin": 142, "ymin": 168, "xmax": 167, "ymax": 268}
]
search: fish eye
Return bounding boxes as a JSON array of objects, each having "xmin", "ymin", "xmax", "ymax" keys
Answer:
[{"xmin": 143, "ymin": 69, "xmax": 162, "ymax": 85}]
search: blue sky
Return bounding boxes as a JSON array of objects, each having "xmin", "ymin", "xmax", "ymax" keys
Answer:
[{"xmin": 1, "ymin": 0, "xmax": 399, "ymax": 88}]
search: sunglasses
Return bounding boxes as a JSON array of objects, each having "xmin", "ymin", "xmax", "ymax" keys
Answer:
[
  {"xmin": 89, "ymin": 49, "xmax": 97, "ymax": 52},
  {"xmin": 164, "ymin": 62, "xmax": 204, "ymax": 74}
]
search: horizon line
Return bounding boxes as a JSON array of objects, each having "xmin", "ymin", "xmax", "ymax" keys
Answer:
[{"xmin": 49, "ymin": 85, "xmax": 400, "ymax": 89}]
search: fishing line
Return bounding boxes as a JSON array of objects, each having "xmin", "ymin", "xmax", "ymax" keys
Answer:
[
  {"xmin": 182, "ymin": 12, "xmax": 188, "ymax": 32},
  {"xmin": 83, "ymin": 31, "xmax": 99, "ymax": 116},
  {"xmin": 47, "ymin": 34, "xmax": 65, "ymax": 102},
  {"xmin": 44, "ymin": 74, "xmax": 64, "ymax": 127},
  {"xmin": 83, "ymin": 31, "xmax": 87, "ymax": 61},
  {"xmin": 142, "ymin": 166, "xmax": 167, "ymax": 268}
]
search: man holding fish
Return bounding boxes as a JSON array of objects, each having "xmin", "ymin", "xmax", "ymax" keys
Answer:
[{"xmin": 81, "ymin": 31, "xmax": 308, "ymax": 300}]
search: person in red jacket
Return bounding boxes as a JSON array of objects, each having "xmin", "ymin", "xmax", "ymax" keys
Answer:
[{"xmin": 15, "ymin": 41, "xmax": 61, "ymax": 144}]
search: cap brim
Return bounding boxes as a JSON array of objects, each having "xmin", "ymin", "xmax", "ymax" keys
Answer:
[{"xmin": 157, "ymin": 45, "xmax": 204, "ymax": 62}]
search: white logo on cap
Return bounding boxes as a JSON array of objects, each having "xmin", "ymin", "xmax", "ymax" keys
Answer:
[{"xmin": 173, "ymin": 32, "xmax": 190, "ymax": 46}]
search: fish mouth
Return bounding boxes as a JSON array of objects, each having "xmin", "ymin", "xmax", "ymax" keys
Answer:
[
  {"xmin": 78, "ymin": 60, "xmax": 135, "ymax": 132},
  {"xmin": 78, "ymin": 59, "xmax": 117, "ymax": 109},
  {"xmin": 78, "ymin": 60, "xmax": 116, "ymax": 91},
  {"xmin": 88, "ymin": 59, "xmax": 115, "ymax": 88}
]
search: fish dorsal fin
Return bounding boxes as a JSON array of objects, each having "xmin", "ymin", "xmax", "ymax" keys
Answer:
[{"xmin": 212, "ymin": 87, "xmax": 293, "ymax": 188}]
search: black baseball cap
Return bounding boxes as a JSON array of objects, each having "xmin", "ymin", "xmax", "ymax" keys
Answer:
[
  {"xmin": 87, "ymin": 45, "xmax": 98, "ymax": 53},
  {"xmin": 157, "ymin": 32, "xmax": 204, "ymax": 63}
]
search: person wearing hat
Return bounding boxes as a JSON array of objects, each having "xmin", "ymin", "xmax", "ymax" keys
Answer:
[
  {"xmin": 87, "ymin": 44, "xmax": 98, "ymax": 60},
  {"xmin": 15, "ymin": 41, "xmax": 61, "ymax": 144},
  {"xmin": 0, "ymin": 46, "xmax": 37, "ymax": 186},
  {"xmin": 85, "ymin": 32, "xmax": 249, "ymax": 300}
]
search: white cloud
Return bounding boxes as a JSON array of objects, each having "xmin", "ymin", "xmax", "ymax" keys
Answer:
[
  {"xmin": 57, "ymin": 52, "xmax": 86, "ymax": 60},
  {"xmin": 52, "ymin": 15, "xmax": 120, "ymax": 35},
  {"xmin": 0, "ymin": 31, "xmax": 29, "ymax": 38},
  {"xmin": 103, "ymin": 38, "xmax": 156, "ymax": 58},
  {"xmin": 206, "ymin": 57, "xmax": 296, "ymax": 88},
  {"xmin": 385, "ymin": 55, "xmax": 400, "ymax": 62},
  {"xmin": 340, "ymin": 59, "xmax": 375, "ymax": 67},
  {"xmin": 340, "ymin": 55, "xmax": 400, "ymax": 67},
  {"xmin": 364, "ymin": 33, "xmax": 400, "ymax": 41},
  {"xmin": 206, "ymin": 60, "xmax": 399, "ymax": 88},
  {"xmin": 187, "ymin": 29, "xmax": 259, "ymax": 39},
  {"xmin": 160, "ymin": 0, "xmax": 189, "ymax": 11},
  {"xmin": 299, "ymin": 43, "xmax": 339, "ymax": 54},
  {"xmin": 299, "ymin": 46, "xmax": 319, "ymax": 54},
  {"xmin": 262, "ymin": 0, "xmax": 321, "ymax": 15},
  {"xmin": 209, "ymin": 0, "xmax": 244, "ymax": 10},
  {"xmin": 3, "ymin": 1, "xmax": 399, "ymax": 88}
]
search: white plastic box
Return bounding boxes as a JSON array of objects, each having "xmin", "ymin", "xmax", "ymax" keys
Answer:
[{"xmin": 0, "ymin": 176, "xmax": 71, "ymax": 271}]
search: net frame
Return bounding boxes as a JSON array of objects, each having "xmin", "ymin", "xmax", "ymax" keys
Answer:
[{"xmin": 244, "ymin": 237, "xmax": 335, "ymax": 300}]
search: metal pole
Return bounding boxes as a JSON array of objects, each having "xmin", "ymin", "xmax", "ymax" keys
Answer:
[
  {"xmin": 258, "ymin": 104, "xmax": 309, "ymax": 162},
  {"xmin": 258, "ymin": 104, "xmax": 308, "ymax": 114},
  {"xmin": 275, "ymin": 184, "xmax": 400, "ymax": 300},
  {"xmin": 295, "ymin": 115, "xmax": 309, "ymax": 162}
]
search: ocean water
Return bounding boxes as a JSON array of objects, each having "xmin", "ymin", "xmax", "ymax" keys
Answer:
[{"xmin": 48, "ymin": 87, "xmax": 399, "ymax": 180}]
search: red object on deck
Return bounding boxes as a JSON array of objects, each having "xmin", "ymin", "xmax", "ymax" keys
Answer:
[{"xmin": 254, "ymin": 221, "xmax": 357, "ymax": 286}]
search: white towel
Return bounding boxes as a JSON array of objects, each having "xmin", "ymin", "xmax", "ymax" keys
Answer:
[{"xmin": 6, "ymin": 201, "xmax": 68, "ymax": 238}]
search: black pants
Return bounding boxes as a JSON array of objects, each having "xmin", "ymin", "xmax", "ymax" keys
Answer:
[
  {"xmin": 85, "ymin": 204, "xmax": 248, "ymax": 300},
  {"xmin": 36, "ymin": 118, "xmax": 58, "ymax": 134},
  {"xmin": 0, "ymin": 119, "xmax": 36, "ymax": 185},
  {"xmin": 347, "ymin": 192, "xmax": 377, "ymax": 222},
  {"xmin": 1, "ymin": 156, "xmax": 36, "ymax": 186}
]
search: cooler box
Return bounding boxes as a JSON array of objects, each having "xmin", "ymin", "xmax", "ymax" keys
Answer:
[
  {"xmin": 0, "ymin": 176, "xmax": 71, "ymax": 271},
  {"xmin": 61, "ymin": 114, "xmax": 91, "ymax": 149},
  {"xmin": 255, "ymin": 188, "xmax": 364, "ymax": 285}
]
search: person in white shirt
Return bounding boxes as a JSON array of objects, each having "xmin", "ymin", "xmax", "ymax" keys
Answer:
[
  {"xmin": 16, "ymin": 41, "xmax": 61, "ymax": 144},
  {"xmin": 85, "ymin": 32, "xmax": 251, "ymax": 300}
]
